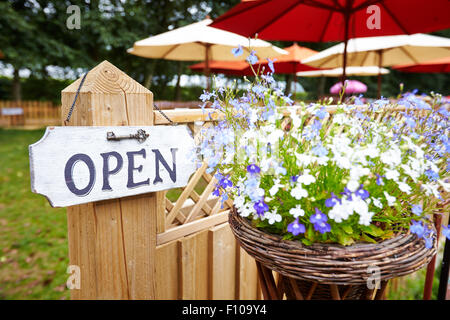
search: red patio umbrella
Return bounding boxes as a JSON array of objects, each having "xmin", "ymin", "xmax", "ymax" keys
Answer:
[
  {"xmin": 211, "ymin": 0, "xmax": 450, "ymax": 80},
  {"xmin": 189, "ymin": 60, "xmax": 249, "ymax": 76},
  {"xmin": 190, "ymin": 43, "xmax": 320, "ymax": 97},
  {"xmin": 392, "ymin": 56, "xmax": 450, "ymax": 73}
]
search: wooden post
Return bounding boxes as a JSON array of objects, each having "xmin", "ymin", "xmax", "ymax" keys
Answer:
[{"xmin": 61, "ymin": 61, "xmax": 158, "ymax": 299}]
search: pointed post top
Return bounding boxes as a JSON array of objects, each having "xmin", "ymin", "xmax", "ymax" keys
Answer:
[{"xmin": 62, "ymin": 60, "xmax": 150, "ymax": 94}]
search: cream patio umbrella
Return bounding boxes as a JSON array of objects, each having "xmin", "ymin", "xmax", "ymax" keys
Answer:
[
  {"xmin": 127, "ymin": 18, "xmax": 286, "ymax": 89},
  {"xmin": 302, "ymin": 33, "xmax": 450, "ymax": 97},
  {"xmin": 297, "ymin": 66, "xmax": 389, "ymax": 77}
]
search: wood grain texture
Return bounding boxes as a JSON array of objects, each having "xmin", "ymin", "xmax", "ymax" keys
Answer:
[
  {"xmin": 208, "ymin": 223, "xmax": 236, "ymax": 299},
  {"xmin": 63, "ymin": 61, "xmax": 158, "ymax": 299},
  {"xmin": 178, "ymin": 230, "xmax": 209, "ymax": 299},
  {"xmin": 155, "ymin": 240, "xmax": 179, "ymax": 299}
]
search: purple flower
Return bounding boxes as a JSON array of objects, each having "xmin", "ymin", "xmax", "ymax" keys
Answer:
[
  {"xmin": 424, "ymin": 236, "xmax": 433, "ymax": 249},
  {"xmin": 219, "ymin": 175, "xmax": 233, "ymax": 189},
  {"xmin": 424, "ymin": 169, "xmax": 439, "ymax": 181},
  {"xmin": 254, "ymin": 200, "xmax": 269, "ymax": 217},
  {"xmin": 355, "ymin": 185, "xmax": 369, "ymax": 200},
  {"xmin": 325, "ymin": 192, "xmax": 341, "ymax": 208},
  {"xmin": 267, "ymin": 58, "xmax": 276, "ymax": 73},
  {"xmin": 442, "ymin": 225, "xmax": 450, "ymax": 240},
  {"xmin": 246, "ymin": 50, "xmax": 258, "ymax": 65},
  {"xmin": 232, "ymin": 45, "xmax": 243, "ymax": 57},
  {"xmin": 410, "ymin": 220, "xmax": 425, "ymax": 238},
  {"xmin": 212, "ymin": 187, "xmax": 221, "ymax": 197},
  {"xmin": 287, "ymin": 218, "xmax": 305, "ymax": 236},
  {"xmin": 314, "ymin": 221, "xmax": 331, "ymax": 234},
  {"xmin": 247, "ymin": 164, "xmax": 261, "ymax": 175},
  {"xmin": 375, "ymin": 174, "xmax": 384, "ymax": 186},
  {"xmin": 311, "ymin": 143, "xmax": 328, "ymax": 157},
  {"xmin": 411, "ymin": 204, "xmax": 422, "ymax": 216},
  {"xmin": 310, "ymin": 208, "xmax": 327, "ymax": 224},
  {"xmin": 315, "ymin": 107, "xmax": 329, "ymax": 120}
]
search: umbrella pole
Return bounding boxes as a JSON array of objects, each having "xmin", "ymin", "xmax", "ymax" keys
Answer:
[
  {"xmin": 377, "ymin": 50, "xmax": 383, "ymax": 99},
  {"xmin": 205, "ymin": 44, "xmax": 211, "ymax": 91},
  {"xmin": 341, "ymin": 6, "xmax": 350, "ymax": 85}
]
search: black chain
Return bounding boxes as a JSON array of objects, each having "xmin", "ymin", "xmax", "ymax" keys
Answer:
[
  {"xmin": 64, "ymin": 71, "xmax": 175, "ymax": 125},
  {"xmin": 64, "ymin": 71, "xmax": 88, "ymax": 125},
  {"xmin": 153, "ymin": 103, "xmax": 175, "ymax": 125}
]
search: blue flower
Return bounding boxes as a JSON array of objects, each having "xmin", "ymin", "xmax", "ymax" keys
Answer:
[
  {"xmin": 424, "ymin": 236, "xmax": 433, "ymax": 249},
  {"xmin": 410, "ymin": 220, "xmax": 425, "ymax": 238},
  {"xmin": 411, "ymin": 204, "xmax": 422, "ymax": 216},
  {"xmin": 232, "ymin": 45, "xmax": 243, "ymax": 57},
  {"xmin": 355, "ymin": 185, "xmax": 369, "ymax": 200},
  {"xmin": 442, "ymin": 225, "xmax": 450, "ymax": 240},
  {"xmin": 325, "ymin": 192, "xmax": 341, "ymax": 208},
  {"xmin": 246, "ymin": 50, "xmax": 258, "ymax": 65},
  {"xmin": 267, "ymin": 58, "xmax": 276, "ymax": 73},
  {"xmin": 287, "ymin": 218, "xmax": 305, "ymax": 236},
  {"xmin": 310, "ymin": 208, "xmax": 327, "ymax": 224},
  {"xmin": 315, "ymin": 107, "xmax": 329, "ymax": 120},
  {"xmin": 252, "ymin": 84, "xmax": 266, "ymax": 98},
  {"xmin": 375, "ymin": 174, "xmax": 384, "ymax": 186},
  {"xmin": 405, "ymin": 117, "xmax": 416, "ymax": 129},
  {"xmin": 314, "ymin": 221, "xmax": 331, "ymax": 234},
  {"xmin": 219, "ymin": 175, "xmax": 233, "ymax": 189},
  {"xmin": 212, "ymin": 186, "xmax": 221, "ymax": 197},
  {"xmin": 424, "ymin": 169, "xmax": 439, "ymax": 181},
  {"xmin": 199, "ymin": 90, "xmax": 214, "ymax": 102},
  {"xmin": 254, "ymin": 200, "xmax": 269, "ymax": 217},
  {"xmin": 247, "ymin": 164, "xmax": 261, "ymax": 174},
  {"xmin": 311, "ymin": 143, "xmax": 328, "ymax": 157}
]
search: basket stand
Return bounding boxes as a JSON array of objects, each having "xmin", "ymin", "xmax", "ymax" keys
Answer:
[{"xmin": 255, "ymin": 261, "xmax": 389, "ymax": 300}]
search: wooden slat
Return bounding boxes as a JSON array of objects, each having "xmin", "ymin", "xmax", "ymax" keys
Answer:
[
  {"xmin": 209, "ymin": 223, "xmax": 236, "ymax": 299},
  {"xmin": 237, "ymin": 248, "xmax": 259, "ymax": 300},
  {"xmin": 183, "ymin": 176, "xmax": 218, "ymax": 223},
  {"xmin": 157, "ymin": 210, "xmax": 229, "ymax": 245},
  {"xmin": 179, "ymin": 230, "xmax": 209, "ymax": 299},
  {"xmin": 155, "ymin": 240, "xmax": 179, "ymax": 299},
  {"xmin": 165, "ymin": 162, "xmax": 208, "ymax": 227}
]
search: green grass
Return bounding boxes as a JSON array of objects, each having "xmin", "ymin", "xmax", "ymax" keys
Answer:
[
  {"xmin": 0, "ymin": 128, "xmax": 445, "ymax": 300},
  {"xmin": 0, "ymin": 128, "xmax": 69, "ymax": 300}
]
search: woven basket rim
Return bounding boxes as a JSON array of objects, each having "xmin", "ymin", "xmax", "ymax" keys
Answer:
[{"xmin": 229, "ymin": 206, "xmax": 437, "ymax": 285}]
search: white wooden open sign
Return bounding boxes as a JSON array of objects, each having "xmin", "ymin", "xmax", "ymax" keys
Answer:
[{"xmin": 29, "ymin": 126, "xmax": 197, "ymax": 207}]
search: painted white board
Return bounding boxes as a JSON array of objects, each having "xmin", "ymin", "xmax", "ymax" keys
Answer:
[{"xmin": 29, "ymin": 126, "xmax": 197, "ymax": 207}]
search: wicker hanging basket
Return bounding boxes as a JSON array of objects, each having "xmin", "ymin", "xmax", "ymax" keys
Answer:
[{"xmin": 229, "ymin": 207, "xmax": 437, "ymax": 300}]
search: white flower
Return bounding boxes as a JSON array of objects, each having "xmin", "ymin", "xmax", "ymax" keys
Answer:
[
  {"xmin": 269, "ymin": 179, "xmax": 283, "ymax": 196},
  {"xmin": 422, "ymin": 183, "xmax": 441, "ymax": 198},
  {"xmin": 265, "ymin": 210, "xmax": 282, "ymax": 225},
  {"xmin": 297, "ymin": 172, "xmax": 316, "ymax": 185},
  {"xmin": 290, "ymin": 184, "xmax": 308, "ymax": 200},
  {"xmin": 384, "ymin": 168, "xmax": 400, "ymax": 182},
  {"xmin": 358, "ymin": 211, "xmax": 374, "ymax": 226},
  {"xmin": 328, "ymin": 199, "xmax": 353, "ymax": 223},
  {"xmin": 397, "ymin": 180, "xmax": 412, "ymax": 194},
  {"xmin": 372, "ymin": 197, "xmax": 383, "ymax": 209},
  {"xmin": 295, "ymin": 152, "xmax": 313, "ymax": 166},
  {"xmin": 347, "ymin": 180, "xmax": 360, "ymax": 192},
  {"xmin": 380, "ymin": 146, "xmax": 402, "ymax": 167},
  {"xmin": 234, "ymin": 194, "xmax": 245, "ymax": 209},
  {"xmin": 383, "ymin": 191, "xmax": 396, "ymax": 206},
  {"xmin": 350, "ymin": 166, "xmax": 370, "ymax": 181},
  {"xmin": 350, "ymin": 196, "xmax": 369, "ymax": 216},
  {"xmin": 289, "ymin": 205, "xmax": 305, "ymax": 218},
  {"xmin": 238, "ymin": 202, "xmax": 255, "ymax": 217}
]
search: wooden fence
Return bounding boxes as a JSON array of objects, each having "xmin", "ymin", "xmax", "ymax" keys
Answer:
[
  {"xmin": 0, "ymin": 100, "xmax": 61, "ymax": 127},
  {"xmin": 0, "ymin": 100, "xmax": 202, "ymax": 128},
  {"xmin": 58, "ymin": 61, "xmax": 446, "ymax": 300}
]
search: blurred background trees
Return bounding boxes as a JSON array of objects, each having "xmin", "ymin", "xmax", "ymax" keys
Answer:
[{"xmin": 0, "ymin": 0, "xmax": 448, "ymax": 102}]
